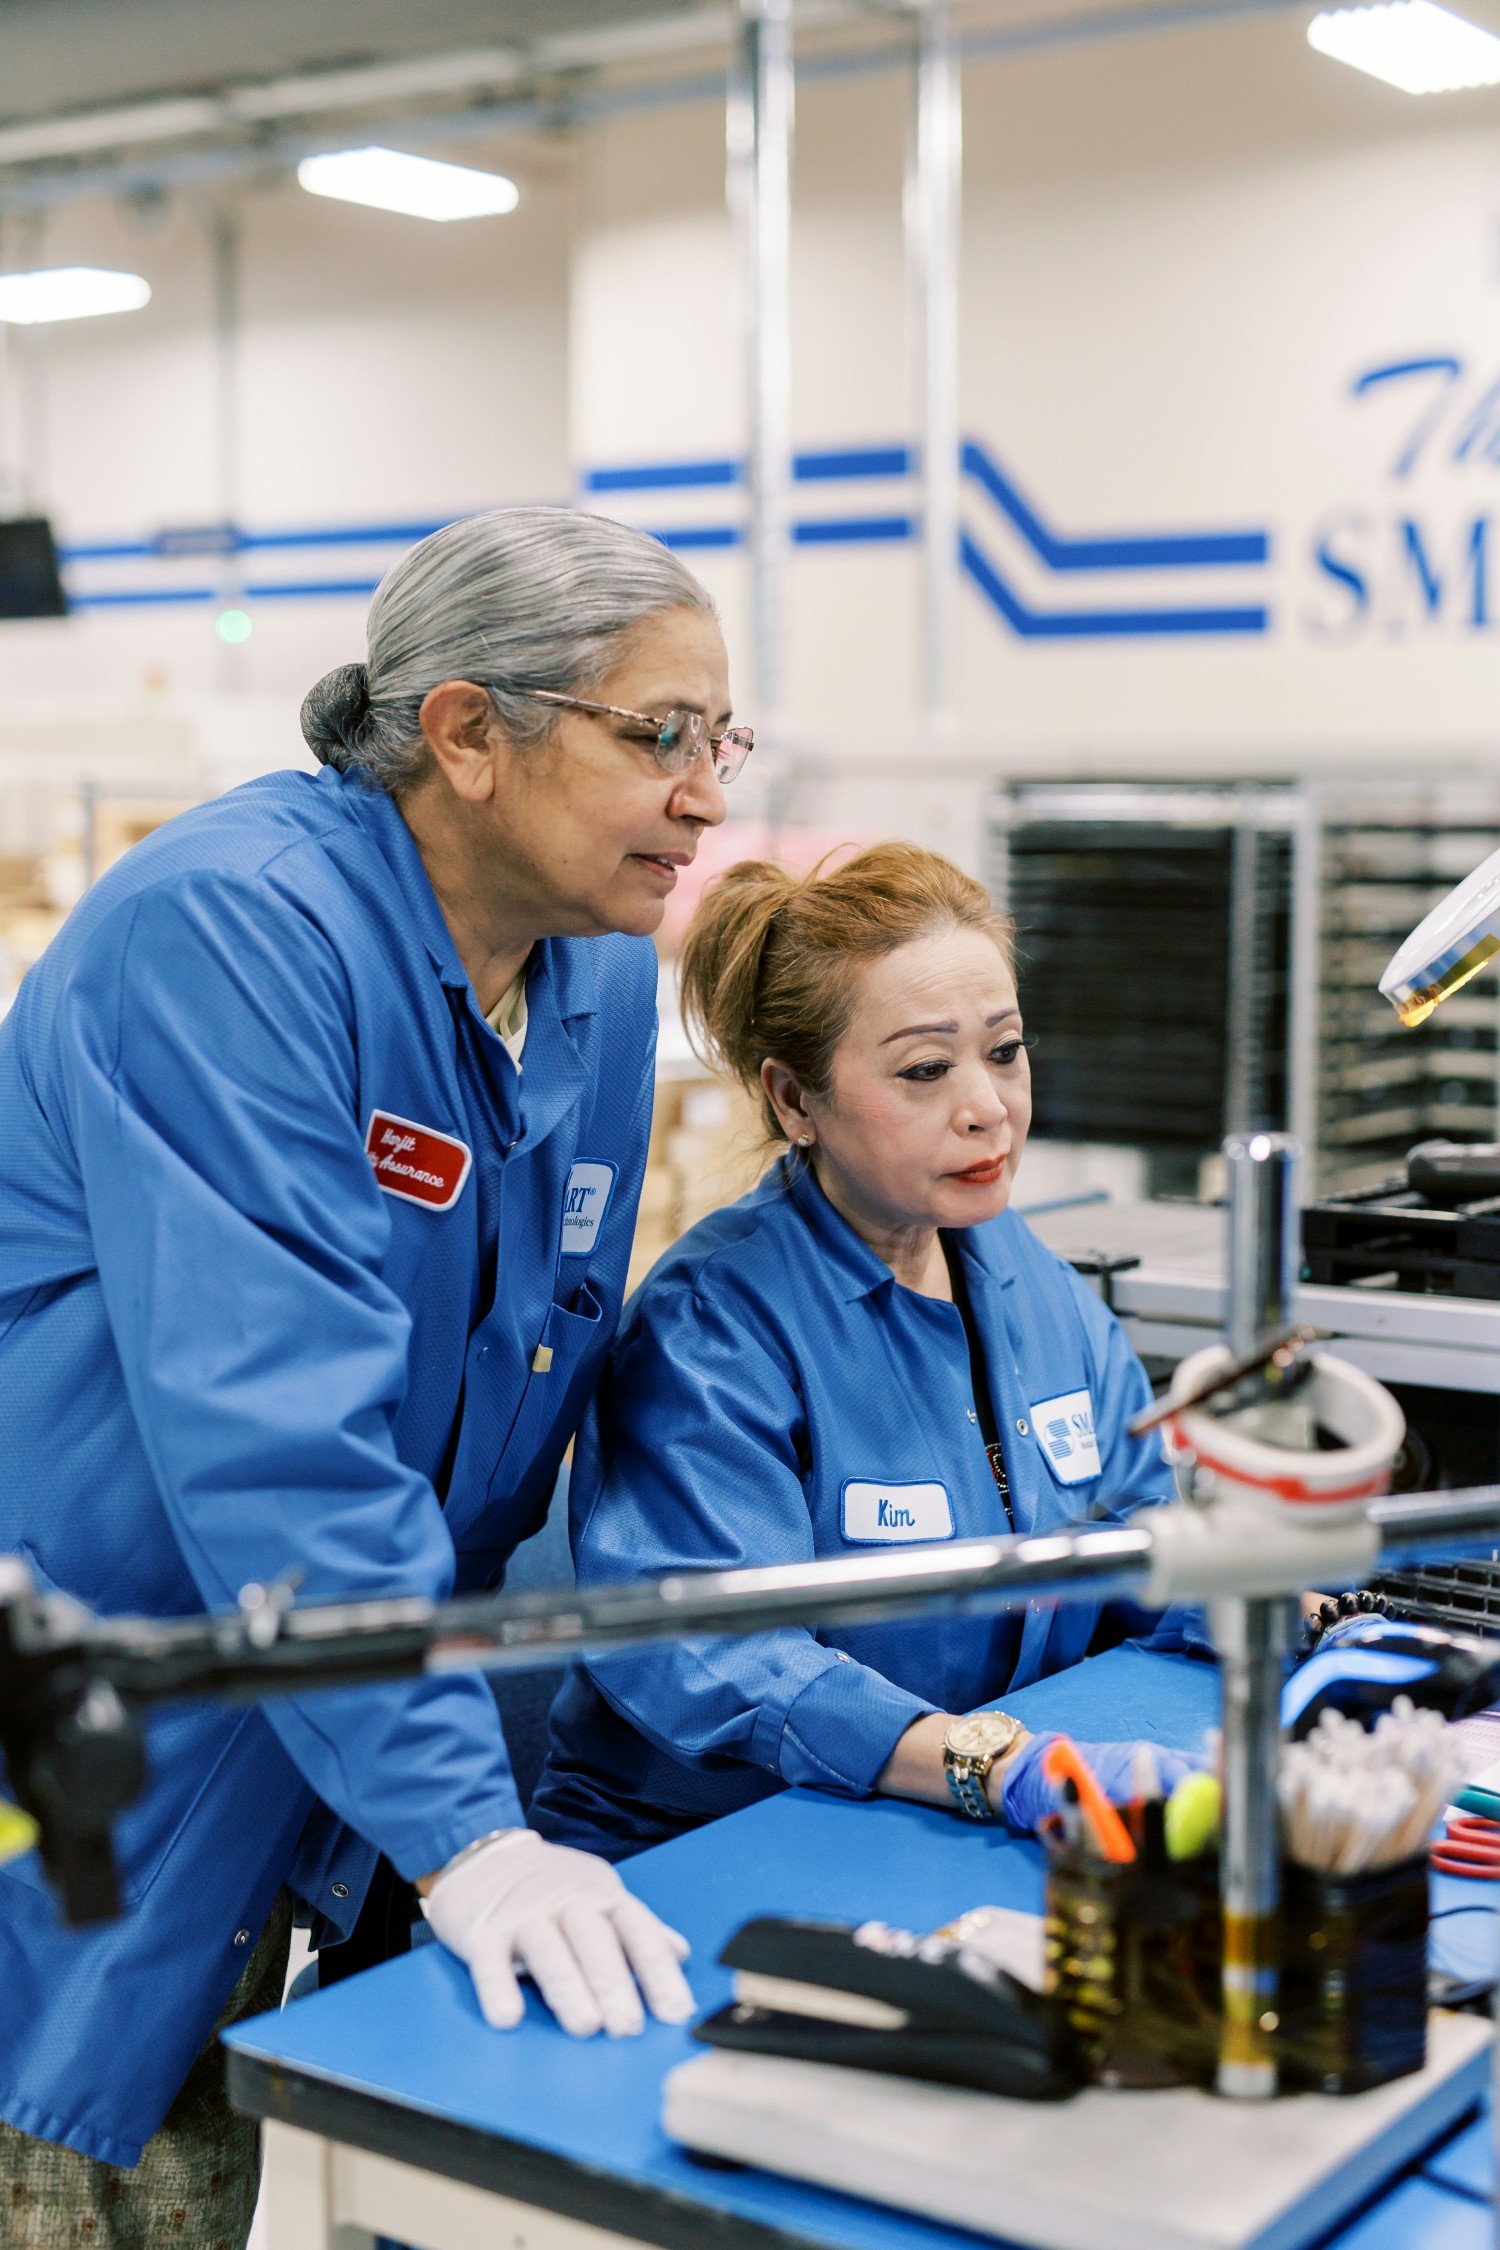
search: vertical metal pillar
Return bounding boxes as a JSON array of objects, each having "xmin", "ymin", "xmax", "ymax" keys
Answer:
[
  {"xmin": 1224, "ymin": 815, "xmax": 1260, "ymax": 1140},
  {"xmin": 15, "ymin": 205, "xmax": 46, "ymax": 512},
  {"xmin": 1287, "ymin": 793, "xmax": 1322, "ymax": 1200},
  {"xmin": 1224, "ymin": 1129, "xmax": 1299, "ymax": 1360},
  {"xmin": 908, "ymin": 0, "xmax": 961, "ymax": 727},
  {"xmin": 1213, "ymin": 1589, "xmax": 1296, "ymax": 2101},
  {"xmin": 1214, "ymin": 1128, "xmax": 1302, "ymax": 2099},
  {"xmin": 210, "ymin": 205, "xmax": 243, "ymax": 626},
  {"xmin": 729, "ymin": 0, "xmax": 793, "ymax": 724},
  {"xmin": 0, "ymin": 321, "xmax": 12, "ymax": 516},
  {"xmin": 0, "ymin": 213, "xmax": 13, "ymax": 517}
]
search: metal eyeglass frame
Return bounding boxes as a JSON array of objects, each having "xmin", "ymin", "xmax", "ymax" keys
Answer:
[{"xmin": 518, "ymin": 688, "xmax": 754, "ymax": 784}]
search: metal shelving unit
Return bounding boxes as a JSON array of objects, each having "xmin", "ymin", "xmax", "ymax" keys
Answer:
[
  {"xmin": 1315, "ymin": 787, "xmax": 1500, "ymax": 1192},
  {"xmin": 987, "ymin": 780, "xmax": 1500, "ymax": 1629},
  {"xmin": 984, "ymin": 784, "xmax": 1313, "ymax": 1197},
  {"xmin": 986, "ymin": 779, "xmax": 1500, "ymax": 1200}
]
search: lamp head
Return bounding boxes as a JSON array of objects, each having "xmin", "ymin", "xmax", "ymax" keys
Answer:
[{"xmin": 1379, "ymin": 842, "xmax": 1500, "ymax": 1026}]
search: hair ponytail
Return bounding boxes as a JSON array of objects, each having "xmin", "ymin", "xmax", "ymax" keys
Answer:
[{"xmin": 679, "ymin": 841, "xmax": 1014, "ymax": 1144}]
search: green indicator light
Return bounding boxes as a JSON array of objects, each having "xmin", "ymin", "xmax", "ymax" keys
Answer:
[{"xmin": 215, "ymin": 607, "xmax": 253, "ymax": 645}]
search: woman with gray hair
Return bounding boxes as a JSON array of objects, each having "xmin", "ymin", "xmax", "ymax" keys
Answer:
[{"xmin": 0, "ymin": 507, "xmax": 750, "ymax": 2246}]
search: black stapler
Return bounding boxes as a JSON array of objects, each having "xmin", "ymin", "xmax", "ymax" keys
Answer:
[{"xmin": 693, "ymin": 1914, "xmax": 1079, "ymax": 2100}]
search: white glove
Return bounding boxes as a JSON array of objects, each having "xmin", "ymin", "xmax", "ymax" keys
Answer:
[{"xmin": 420, "ymin": 1828, "xmax": 694, "ymax": 2039}]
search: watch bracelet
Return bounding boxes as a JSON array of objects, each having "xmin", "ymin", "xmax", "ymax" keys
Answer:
[
  {"xmin": 944, "ymin": 1723, "xmax": 1030, "ymax": 1822},
  {"xmin": 947, "ymin": 1759, "xmax": 995, "ymax": 1821}
]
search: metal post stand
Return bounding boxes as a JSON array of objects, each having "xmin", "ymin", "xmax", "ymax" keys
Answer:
[
  {"xmin": 1216, "ymin": 1130, "xmax": 1302, "ymax": 2098},
  {"xmin": 1214, "ymin": 1591, "xmax": 1296, "ymax": 2099},
  {"xmin": 908, "ymin": 0, "xmax": 961, "ymax": 729},
  {"xmin": 728, "ymin": 0, "xmax": 793, "ymax": 724},
  {"xmin": 1224, "ymin": 1129, "xmax": 1298, "ymax": 1359}
]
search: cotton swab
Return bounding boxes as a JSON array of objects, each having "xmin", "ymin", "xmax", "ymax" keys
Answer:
[{"xmin": 1277, "ymin": 1699, "xmax": 1466, "ymax": 1875}]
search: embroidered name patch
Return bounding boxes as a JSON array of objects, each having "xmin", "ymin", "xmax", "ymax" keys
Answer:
[
  {"xmin": 561, "ymin": 1160, "xmax": 617, "ymax": 1256},
  {"xmin": 364, "ymin": 1110, "xmax": 472, "ymax": 1211},
  {"xmin": 1031, "ymin": 1388, "xmax": 1102, "ymax": 1486},
  {"xmin": 841, "ymin": 1480, "xmax": 954, "ymax": 1544}
]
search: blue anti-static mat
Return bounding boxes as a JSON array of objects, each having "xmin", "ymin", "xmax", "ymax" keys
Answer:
[{"xmin": 229, "ymin": 1648, "xmax": 1491, "ymax": 2250}]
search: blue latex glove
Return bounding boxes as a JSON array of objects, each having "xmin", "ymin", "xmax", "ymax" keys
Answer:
[{"xmin": 998, "ymin": 1733, "xmax": 1205, "ymax": 1835}]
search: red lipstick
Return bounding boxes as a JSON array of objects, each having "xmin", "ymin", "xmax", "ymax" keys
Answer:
[{"xmin": 950, "ymin": 1155, "xmax": 1006, "ymax": 1186}]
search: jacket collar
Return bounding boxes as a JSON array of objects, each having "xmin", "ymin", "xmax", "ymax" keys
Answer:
[
  {"xmin": 784, "ymin": 1158, "xmax": 904, "ymax": 1304},
  {"xmin": 338, "ymin": 768, "xmax": 600, "ymax": 1029},
  {"xmin": 784, "ymin": 1156, "xmax": 1020, "ymax": 1304},
  {"xmin": 949, "ymin": 1210, "xmax": 1021, "ymax": 1294}
]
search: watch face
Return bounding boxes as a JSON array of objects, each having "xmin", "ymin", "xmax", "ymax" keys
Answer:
[{"xmin": 946, "ymin": 1712, "xmax": 1021, "ymax": 1760}]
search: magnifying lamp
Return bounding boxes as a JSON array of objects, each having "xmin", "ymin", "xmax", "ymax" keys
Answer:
[{"xmin": 1379, "ymin": 842, "xmax": 1500, "ymax": 1026}]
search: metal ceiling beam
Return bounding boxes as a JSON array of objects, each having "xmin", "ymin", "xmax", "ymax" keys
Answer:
[
  {"xmin": 0, "ymin": 0, "xmax": 1311, "ymax": 212},
  {"xmin": 0, "ymin": 7, "xmax": 739, "ymax": 169}
]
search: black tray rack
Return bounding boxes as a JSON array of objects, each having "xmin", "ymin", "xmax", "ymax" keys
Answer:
[{"xmin": 1302, "ymin": 1182, "xmax": 1500, "ymax": 1299}]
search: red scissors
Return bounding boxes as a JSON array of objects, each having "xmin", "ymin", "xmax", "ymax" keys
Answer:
[{"xmin": 1433, "ymin": 1813, "xmax": 1500, "ymax": 1879}]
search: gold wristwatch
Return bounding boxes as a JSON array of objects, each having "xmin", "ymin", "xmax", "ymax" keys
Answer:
[{"xmin": 943, "ymin": 1711, "xmax": 1029, "ymax": 1822}]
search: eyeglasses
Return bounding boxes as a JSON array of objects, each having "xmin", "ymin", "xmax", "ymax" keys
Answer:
[{"xmin": 518, "ymin": 689, "xmax": 754, "ymax": 784}]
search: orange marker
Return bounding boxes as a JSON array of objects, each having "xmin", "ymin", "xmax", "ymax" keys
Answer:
[{"xmin": 1042, "ymin": 1737, "xmax": 1137, "ymax": 1864}]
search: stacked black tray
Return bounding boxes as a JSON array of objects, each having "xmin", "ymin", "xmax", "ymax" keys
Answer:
[{"xmin": 1302, "ymin": 1182, "xmax": 1500, "ymax": 1298}]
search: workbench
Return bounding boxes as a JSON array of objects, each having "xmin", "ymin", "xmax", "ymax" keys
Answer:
[
  {"xmin": 1024, "ymin": 1196, "xmax": 1500, "ymax": 1399},
  {"xmin": 225, "ymin": 1646, "xmax": 1496, "ymax": 2250}
]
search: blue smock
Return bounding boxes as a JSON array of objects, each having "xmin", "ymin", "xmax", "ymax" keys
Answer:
[
  {"xmin": 531, "ymin": 1157, "xmax": 1186, "ymax": 1860},
  {"xmin": 0, "ymin": 765, "xmax": 655, "ymax": 2164}
]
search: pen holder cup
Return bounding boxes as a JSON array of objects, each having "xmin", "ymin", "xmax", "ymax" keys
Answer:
[
  {"xmin": 1276, "ymin": 1852, "xmax": 1429, "ymax": 2095},
  {"xmin": 1043, "ymin": 1830, "xmax": 1221, "ymax": 2090}
]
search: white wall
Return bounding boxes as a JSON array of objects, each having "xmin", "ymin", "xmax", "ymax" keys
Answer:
[
  {"xmin": 571, "ymin": 13, "xmax": 1500, "ymax": 794},
  {"xmin": 7, "ymin": 14, "xmax": 1500, "ymax": 809},
  {"xmin": 0, "ymin": 124, "xmax": 572, "ymax": 762}
]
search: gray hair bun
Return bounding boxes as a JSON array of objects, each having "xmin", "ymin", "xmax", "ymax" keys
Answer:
[{"xmin": 300, "ymin": 662, "xmax": 372, "ymax": 770}]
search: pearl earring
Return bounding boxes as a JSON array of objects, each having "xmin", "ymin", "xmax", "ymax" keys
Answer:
[{"xmin": 796, "ymin": 1134, "xmax": 813, "ymax": 1148}]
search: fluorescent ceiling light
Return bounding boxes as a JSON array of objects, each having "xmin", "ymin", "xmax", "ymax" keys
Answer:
[
  {"xmin": 297, "ymin": 146, "xmax": 519, "ymax": 222},
  {"xmin": 0, "ymin": 267, "xmax": 151, "ymax": 324},
  {"xmin": 1308, "ymin": 1, "xmax": 1500, "ymax": 94}
]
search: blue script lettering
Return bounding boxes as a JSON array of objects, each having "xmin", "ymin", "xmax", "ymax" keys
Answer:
[
  {"xmin": 1350, "ymin": 357, "xmax": 1464, "ymax": 479},
  {"xmin": 1309, "ymin": 513, "xmax": 1370, "ymax": 636},
  {"xmin": 1394, "ymin": 515, "xmax": 1493, "ymax": 625},
  {"xmin": 1308, "ymin": 512, "xmax": 1491, "ymax": 636},
  {"xmin": 877, "ymin": 1498, "xmax": 916, "ymax": 1529},
  {"xmin": 1398, "ymin": 518, "xmax": 1488, "ymax": 628}
]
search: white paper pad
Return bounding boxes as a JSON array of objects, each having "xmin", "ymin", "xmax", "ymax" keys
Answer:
[{"xmin": 664, "ymin": 2010, "xmax": 1490, "ymax": 2250}]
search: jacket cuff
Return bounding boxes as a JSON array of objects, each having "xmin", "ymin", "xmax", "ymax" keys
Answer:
[
  {"xmin": 383, "ymin": 1786, "xmax": 526, "ymax": 1884},
  {"xmin": 769, "ymin": 1656, "xmax": 936, "ymax": 1796}
]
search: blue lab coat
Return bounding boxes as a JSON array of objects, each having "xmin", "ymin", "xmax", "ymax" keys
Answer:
[
  {"xmin": 0, "ymin": 765, "xmax": 654, "ymax": 2164},
  {"xmin": 531, "ymin": 1158, "xmax": 1185, "ymax": 1859}
]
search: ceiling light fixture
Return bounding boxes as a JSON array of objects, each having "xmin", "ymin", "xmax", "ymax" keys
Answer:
[
  {"xmin": 297, "ymin": 146, "xmax": 520, "ymax": 222},
  {"xmin": 1307, "ymin": 0, "xmax": 1500, "ymax": 94},
  {"xmin": 0, "ymin": 267, "xmax": 151, "ymax": 324}
]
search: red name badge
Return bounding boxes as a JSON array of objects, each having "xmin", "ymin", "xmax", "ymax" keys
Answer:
[{"xmin": 364, "ymin": 1110, "xmax": 473, "ymax": 1211}]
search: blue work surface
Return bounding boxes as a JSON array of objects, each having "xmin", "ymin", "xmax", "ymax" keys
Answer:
[
  {"xmin": 1422, "ymin": 2110, "xmax": 1495, "ymax": 2204},
  {"xmin": 224, "ymin": 1647, "xmax": 1488, "ymax": 2250}
]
